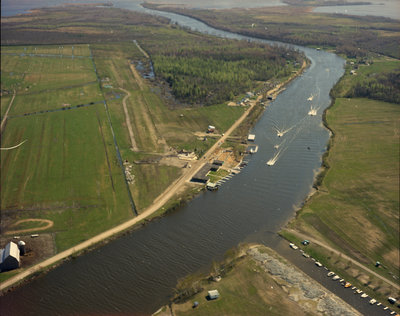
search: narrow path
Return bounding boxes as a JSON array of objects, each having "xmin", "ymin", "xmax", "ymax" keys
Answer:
[
  {"xmin": 0, "ymin": 139, "xmax": 27, "ymax": 151},
  {"xmin": 285, "ymin": 229, "xmax": 400, "ymax": 290},
  {"xmin": 1, "ymin": 90, "xmax": 16, "ymax": 133},
  {"xmin": 119, "ymin": 87, "xmax": 139, "ymax": 151},
  {"xmin": 133, "ymin": 40, "xmax": 150, "ymax": 59}
]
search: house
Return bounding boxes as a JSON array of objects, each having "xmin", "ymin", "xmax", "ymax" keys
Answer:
[
  {"xmin": 0, "ymin": 242, "xmax": 20, "ymax": 271},
  {"xmin": 208, "ymin": 289, "xmax": 220, "ymax": 300}
]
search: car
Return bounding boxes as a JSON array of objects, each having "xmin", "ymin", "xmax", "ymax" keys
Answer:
[
  {"xmin": 289, "ymin": 243, "xmax": 298, "ymax": 250},
  {"xmin": 369, "ymin": 299, "xmax": 377, "ymax": 305},
  {"xmin": 327, "ymin": 272, "xmax": 335, "ymax": 277},
  {"xmin": 344, "ymin": 282, "xmax": 352, "ymax": 288},
  {"xmin": 389, "ymin": 311, "xmax": 395, "ymax": 315},
  {"xmin": 351, "ymin": 286, "xmax": 357, "ymax": 290},
  {"xmin": 355, "ymin": 289, "xmax": 363, "ymax": 294},
  {"xmin": 376, "ymin": 302, "xmax": 382, "ymax": 306},
  {"xmin": 302, "ymin": 240, "xmax": 310, "ymax": 245},
  {"xmin": 383, "ymin": 307, "xmax": 389, "ymax": 310},
  {"xmin": 332, "ymin": 275, "xmax": 340, "ymax": 281},
  {"xmin": 302, "ymin": 253, "xmax": 310, "ymax": 258},
  {"xmin": 339, "ymin": 279, "xmax": 345, "ymax": 283},
  {"xmin": 315, "ymin": 261, "xmax": 323, "ymax": 267},
  {"xmin": 361, "ymin": 293, "xmax": 368, "ymax": 298}
]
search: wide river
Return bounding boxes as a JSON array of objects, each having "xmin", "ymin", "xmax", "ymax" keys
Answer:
[{"xmin": 0, "ymin": 3, "xmax": 346, "ymax": 315}]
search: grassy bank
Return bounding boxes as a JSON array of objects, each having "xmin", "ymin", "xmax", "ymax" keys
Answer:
[{"xmin": 285, "ymin": 96, "xmax": 399, "ymax": 280}]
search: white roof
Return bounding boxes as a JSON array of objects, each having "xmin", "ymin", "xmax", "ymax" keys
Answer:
[
  {"xmin": 208, "ymin": 290, "xmax": 220, "ymax": 296},
  {"xmin": 0, "ymin": 242, "xmax": 20, "ymax": 263},
  {"xmin": 248, "ymin": 134, "xmax": 256, "ymax": 141}
]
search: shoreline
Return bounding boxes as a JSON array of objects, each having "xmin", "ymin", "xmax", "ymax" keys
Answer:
[{"xmin": 0, "ymin": 57, "xmax": 307, "ymax": 294}]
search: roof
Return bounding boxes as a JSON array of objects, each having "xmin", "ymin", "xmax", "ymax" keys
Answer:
[
  {"xmin": 208, "ymin": 290, "xmax": 220, "ymax": 298},
  {"xmin": 248, "ymin": 134, "xmax": 256, "ymax": 141},
  {"xmin": 0, "ymin": 242, "xmax": 20, "ymax": 270},
  {"xmin": 2, "ymin": 242, "xmax": 20, "ymax": 261}
]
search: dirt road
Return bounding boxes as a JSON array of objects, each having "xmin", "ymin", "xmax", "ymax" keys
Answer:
[
  {"xmin": 0, "ymin": 90, "xmax": 16, "ymax": 133},
  {"xmin": 119, "ymin": 87, "xmax": 139, "ymax": 151},
  {"xmin": 285, "ymin": 229, "xmax": 400, "ymax": 290}
]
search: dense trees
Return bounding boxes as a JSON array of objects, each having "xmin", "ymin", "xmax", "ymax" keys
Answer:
[
  {"xmin": 349, "ymin": 71, "xmax": 400, "ymax": 104},
  {"xmin": 152, "ymin": 44, "xmax": 302, "ymax": 105}
]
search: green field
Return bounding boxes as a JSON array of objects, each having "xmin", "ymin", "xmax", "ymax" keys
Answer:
[
  {"xmin": 1, "ymin": 44, "xmax": 92, "ymax": 56},
  {"xmin": 0, "ymin": 104, "xmax": 133, "ymax": 251},
  {"xmin": 1, "ymin": 54, "xmax": 96, "ymax": 93},
  {"xmin": 0, "ymin": 45, "xmax": 135, "ymax": 252},
  {"xmin": 288, "ymin": 97, "xmax": 399, "ymax": 277}
]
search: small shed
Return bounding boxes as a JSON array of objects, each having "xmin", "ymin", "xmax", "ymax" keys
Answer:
[
  {"xmin": 248, "ymin": 134, "xmax": 256, "ymax": 141},
  {"xmin": 208, "ymin": 289, "xmax": 220, "ymax": 300},
  {"xmin": 0, "ymin": 242, "xmax": 20, "ymax": 271},
  {"xmin": 212, "ymin": 160, "xmax": 224, "ymax": 166}
]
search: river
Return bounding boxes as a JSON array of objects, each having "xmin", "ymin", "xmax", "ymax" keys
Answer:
[{"xmin": 0, "ymin": 3, "xmax": 347, "ymax": 316}]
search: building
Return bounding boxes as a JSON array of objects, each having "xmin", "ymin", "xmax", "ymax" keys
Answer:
[
  {"xmin": 247, "ymin": 134, "xmax": 256, "ymax": 141},
  {"xmin": 191, "ymin": 164, "xmax": 212, "ymax": 183},
  {"xmin": 208, "ymin": 289, "xmax": 220, "ymax": 300},
  {"xmin": 0, "ymin": 242, "xmax": 20, "ymax": 271}
]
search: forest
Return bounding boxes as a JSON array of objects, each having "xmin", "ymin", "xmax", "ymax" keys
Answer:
[{"xmin": 151, "ymin": 43, "xmax": 302, "ymax": 105}]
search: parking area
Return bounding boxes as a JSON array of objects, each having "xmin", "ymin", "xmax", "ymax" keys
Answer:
[{"xmin": 266, "ymin": 235, "xmax": 399, "ymax": 316}]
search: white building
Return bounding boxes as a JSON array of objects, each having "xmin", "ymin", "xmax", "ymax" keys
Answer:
[{"xmin": 0, "ymin": 242, "xmax": 20, "ymax": 271}]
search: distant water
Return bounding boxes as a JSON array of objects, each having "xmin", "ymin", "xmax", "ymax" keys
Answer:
[
  {"xmin": 313, "ymin": 0, "xmax": 400, "ymax": 20},
  {"xmin": 1, "ymin": 0, "xmax": 398, "ymax": 19}
]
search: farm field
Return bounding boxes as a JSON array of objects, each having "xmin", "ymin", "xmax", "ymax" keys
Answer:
[{"xmin": 0, "ymin": 45, "xmax": 134, "ymax": 254}]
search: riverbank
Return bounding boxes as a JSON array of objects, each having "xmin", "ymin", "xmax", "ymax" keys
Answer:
[
  {"xmin": 0, "ymin": 58, "xmax": 306, "ymax": 293},
  {"xmin": 154, "ymin": 244, "xmax": 361, "ymax": 316}
]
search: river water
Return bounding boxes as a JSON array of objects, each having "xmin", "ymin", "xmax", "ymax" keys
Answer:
[{"xmin": 0, "ymin": 3, "xmax": 346, "ymax": 316}]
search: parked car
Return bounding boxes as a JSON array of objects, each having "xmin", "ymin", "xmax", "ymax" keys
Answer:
[
  {"xmin": 361, "ymin": 293, "xmax": 368, "ymax": 298},
  {"xmin": 369, "ymin": 299, "xmax": 377, "ymax": 305},
  {"xmin": 327, "ymin": 272, "xmax": 335, "ymax": 277},
  {"xmin": 315, "ymin": 261, "xmax": 323, "ymax": 267},
  {"xmin": 332, "ymin": 275, "xmax": 340, "ymax": 281},
  {"xmin": 344, "ymin": 282, "xmax": 352, "ymax": 288},
  {"xmin": 302, "ymin": 253, "xmax": 310, "ymax": 258},
  {"xmin": 289, "ymin": 243, "xmax": 298, "ymax": 250}
]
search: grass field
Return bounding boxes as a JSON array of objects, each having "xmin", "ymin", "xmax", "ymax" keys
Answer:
[
  {"xmin": 0, "ymin": 104, "xmax": 133, "ymax": 251},
  {"xmin": 1, "ymin": 45, "xmax": 134, "ymax": 253},
  {"xmin": 1, "ymin": 54, "xmax": 96, "ymax": 93},
  {"xmin": 1, "ymin": 44, "xmax": 92, "ymax": 57},
  {"xmin": 287, "ymin": 97, "xmax": 399, "ymax": 280}
]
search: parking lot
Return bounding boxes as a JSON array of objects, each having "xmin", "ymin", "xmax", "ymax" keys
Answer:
[{"xmin": 263, "ymin": 234, "xmax": 399, "ymax": 316}]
